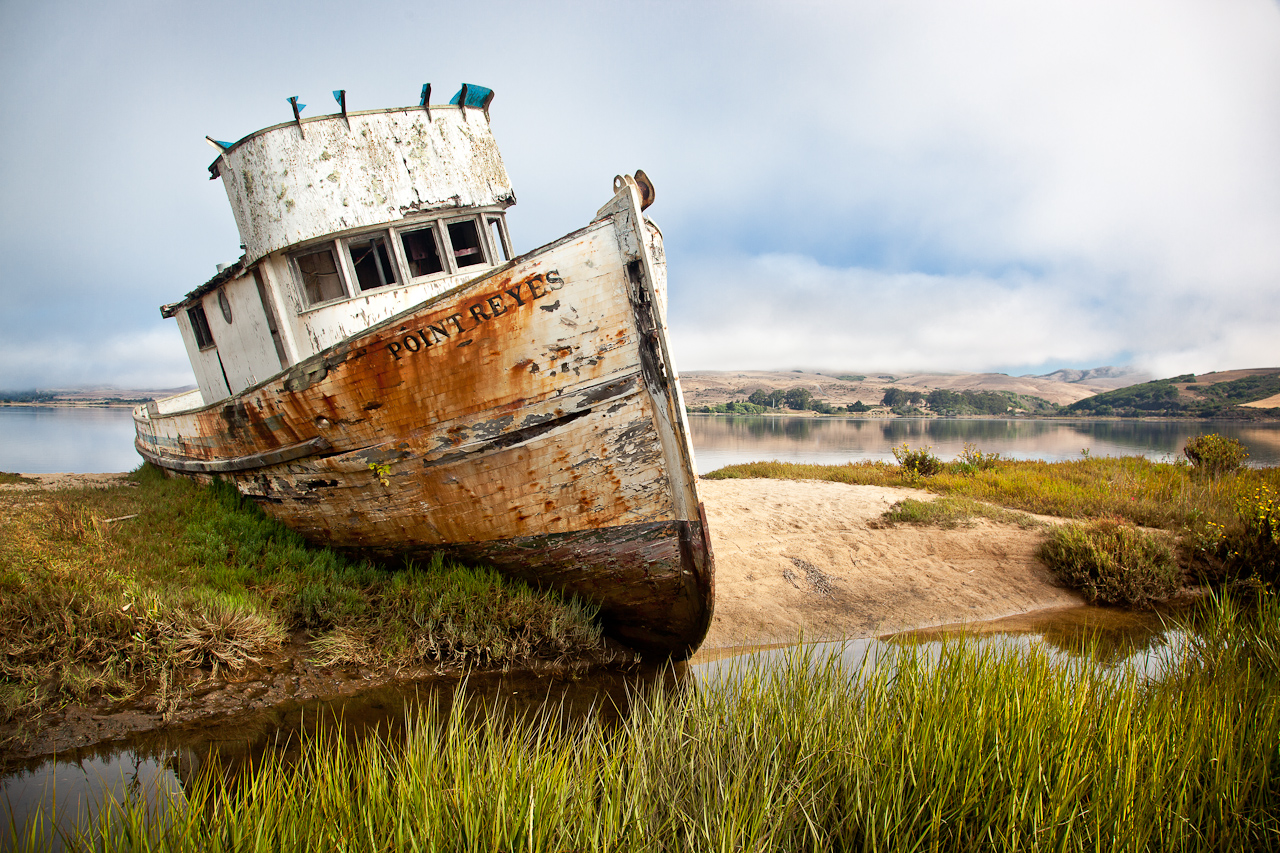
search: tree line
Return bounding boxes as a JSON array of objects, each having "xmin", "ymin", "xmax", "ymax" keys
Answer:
[{"xmin": 689, "ymin": 386, "xmax": 1055, "ymax": 416}]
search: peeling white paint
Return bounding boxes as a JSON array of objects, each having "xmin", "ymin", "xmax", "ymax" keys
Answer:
[{"xmin": 218, "ymin": 107, "xmax": 513, "ymax": 265}]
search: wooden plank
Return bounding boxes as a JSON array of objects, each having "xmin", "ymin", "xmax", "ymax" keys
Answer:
[{"xmin": 135, "ymin": 435, "xmax": 331, "ymax": 474}]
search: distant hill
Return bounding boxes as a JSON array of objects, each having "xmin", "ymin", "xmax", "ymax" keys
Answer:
[
  {"xmin": 1033, "ymin": 366, "xmax": 1148, "ymax": 389},
  {"xmin": 1064, "ymin": 368, "xmax": 1280, "ymax": 418},
  {"xmin": 0, "ymin": 387, "xmax": 196, "ymax": 406},
  {"xmin": 679, "ymin": 367, "xmax": 1149, "ymax": 410}
]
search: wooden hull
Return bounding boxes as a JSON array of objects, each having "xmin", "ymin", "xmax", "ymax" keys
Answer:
[{"xmin": 135, "ymin": 183, "xmax": 714, "ymax": 657}]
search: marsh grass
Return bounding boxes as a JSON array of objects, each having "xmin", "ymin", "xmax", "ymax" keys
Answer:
[
  {"xmin": 1038, "ymin": 519, "xmax": 1180, "ymax": 607},
  {"xmin": 0, "ymin": 465, "xmax": 609, "ymax": 727},
  {"xmin": 0, "ymin": 473, "xmax": 38, "ymax": 485},
  {"xmin": 17, "ymin": 593, "xmax": 1280, "ymax": 852},
  {"xmin": 880, "ymin": 496, "xmax": 1040, "ymax": 529}
]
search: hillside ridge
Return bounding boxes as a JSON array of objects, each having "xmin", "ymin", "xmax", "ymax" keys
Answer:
[{"xmin": 679, "ymin": 367, "xmax": 1149, "ymax": 409}]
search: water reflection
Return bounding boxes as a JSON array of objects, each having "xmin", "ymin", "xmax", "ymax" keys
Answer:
[
  {"xmin": 888, "ymin": 603, "xmax": 1185, "ymax": 669},
  {"xmin": 0, "ymin": 407, "xmax": 139, "ymax": 474},
  {"xmin": 690, "ymin": 415, "xmax": 1280, "ymax": 471},
  {"xmin": 1, "ymin": 665, "xmax": 682, "ymax": 849},
  {"xmin": 0, "ymin": 748, "xmax": 184, "ymax": 853},
  {"xmin": 690, "ymin": 603, "xmax": 1189, "ymax": 687}
]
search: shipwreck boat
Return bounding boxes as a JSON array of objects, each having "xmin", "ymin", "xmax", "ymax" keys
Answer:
[{"xmin": 134, "ymin": 85, "xmax": 714, "ymax": 657}]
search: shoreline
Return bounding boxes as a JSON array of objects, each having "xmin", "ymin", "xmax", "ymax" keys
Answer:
[
  {"xmin": 686, "ymin": 410, "xmax": 1280, "ymax": 423},
  {"xmin": 0, "ymin": 401, "xmax": 144, "ymax": 409}
]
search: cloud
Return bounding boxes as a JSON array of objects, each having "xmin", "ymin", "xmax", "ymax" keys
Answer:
[
  {"xmin": 3, "ymin": 0, "xmax": 1279, "ymax": 388},
  {"xmin": 668, "ymin": 251, "xmax": 1280, "ymax": 375},
  {"xmin": 0, "ymin": 326, "xmax": 193, "ymax": 391}
]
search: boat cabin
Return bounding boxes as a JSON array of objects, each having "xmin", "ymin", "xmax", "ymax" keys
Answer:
[{"xmin": 158, "ymin": 85, "xmax": 514, "ymax": 410}]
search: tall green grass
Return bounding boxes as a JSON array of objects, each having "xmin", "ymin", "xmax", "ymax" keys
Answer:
[
  {"xmin": 0, "ymin": 465, "xmax": 609, "ymax": 728},
  {"xmin": 16, "ymin": 593, "xmax": 1280, "ymax": 852}
]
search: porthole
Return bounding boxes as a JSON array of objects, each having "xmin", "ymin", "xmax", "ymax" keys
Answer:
[{"xmin": 217, "ymin": 289, "xmax": 233, "ymax": 324}]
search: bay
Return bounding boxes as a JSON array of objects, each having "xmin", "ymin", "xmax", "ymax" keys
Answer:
[
  {"xmin": 0, "ymin": 406, "xmax": 140, "ymax": 474},
  {"xmin": 3, "ymin": 405, "xmax": 1279, "ymax": 475},
  {"xmin": 689, "ymin": 414, "xmax": 1280, "ymax": 472}
]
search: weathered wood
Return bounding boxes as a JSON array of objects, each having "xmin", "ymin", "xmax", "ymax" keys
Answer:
[
  {"xmin": 137, "ymin": 176, "xmax": 714, "ymax": 657},
  {"xmin": 133, "ymin": 435, "xmax": 331, "ymax": 474},
  {"xmin": 216, "ymin": 107, "xmax": 514, "ymax": 266}
]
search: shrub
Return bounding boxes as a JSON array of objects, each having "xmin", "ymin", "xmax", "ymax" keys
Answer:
[
  {"xmin": 1037, "ymin": 518, "xmax": 1179, "ymax": 607},
  {"xmin": 950, "ymin": 442, "xmax": 1001, "ymax": 475},
  {"xmin": 1183, "ymin": 433, "xmax": 1249, "ymax": 477},
  {"xmin": 1219, "ymin": 484, "xmax": 1280, "ymax": 586},
  {"xmin": 892, "ymin": 443, "xmax": 944, "ymax": 478}
]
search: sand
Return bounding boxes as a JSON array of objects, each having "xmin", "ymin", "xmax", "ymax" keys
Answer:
[
  {"xmin": 0, "ymin": 472, "xmax": 133, "ymax": 490},
  {"xmin": 696, "ymin": 478, "xmax": 1082, "ymax": 649}
]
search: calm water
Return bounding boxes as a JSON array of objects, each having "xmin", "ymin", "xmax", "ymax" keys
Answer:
[
  {"xmin": 0, "ymin": 406, "xmax": 139, "ymax": 474},
  {"xmin": 3, "ymin": 406, "xmax": 1278, "ymax": 475},
  {"xmin": 689, "ymin": 414, "xmax": 1280, "ymax": 471}
]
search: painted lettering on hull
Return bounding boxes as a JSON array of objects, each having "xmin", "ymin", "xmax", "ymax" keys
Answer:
[{"xmin": 385, "ymin": 271, "xmax": 565, "ymax": 360}]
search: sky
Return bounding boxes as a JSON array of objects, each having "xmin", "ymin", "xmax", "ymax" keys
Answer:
[{"xmin": 2, "ymin": 0, "xmax": 1278, "ymax": 391}]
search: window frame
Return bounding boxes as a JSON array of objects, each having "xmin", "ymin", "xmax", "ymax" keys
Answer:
[
  {"xmin": 394, "ymin": 221, "xmax": 449, "ymax": 283},
  {"xmin": 286, "ymin": 208, "xmax": 511, "ymax": 313},
  {"xmin": 340, "ymin": 229, "xmax": 402, "ymax": 295},
  {"xmin": 188, "ymin": 303, "xmax": 216, "ymax": 350},
  {"xmin": 290, "ymin": 243, "xmax": 350, "ymax": 309},
  {"xmin": 485, "ymin": 215, "xmax": 512, "ymax": 263},
  {"xmin": 441, "ymin": 215, "xmax": 491, "ymax": 271}
]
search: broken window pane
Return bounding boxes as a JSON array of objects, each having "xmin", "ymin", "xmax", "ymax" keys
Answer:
[
  {"xmin": 295, "ymin": 247, "xmax": 345, "ymax": 305},
  {"xmin": 188, "ymin": 304, "xmax": 215, "ymax": 349},
  {"xmin": 488, "ymin": 217, "xmax": 510, "ymax": 262},
  {"xmin": 447, "ymin": 219, "xmax": 487, "ymax": 268},
  {"xmin": 400, "ymin": 226, "xmax": 445, "ymax": 278},
  {"xmin": 349, "ymin": 235, "xmax": 399, "ymax": 292}
]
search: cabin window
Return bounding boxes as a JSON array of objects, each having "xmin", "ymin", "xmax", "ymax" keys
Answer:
[
  {"xmin": 295, "ymin": 246, "xmax": 346, "ymax": 306},
  {"xmin": 487, "ymin": 217, "xmax": 510, "ymax": 262},
  {"xmin": 348, "ymin": 234, "xmax": 399, "ymax": 292},
  {"xmin": 400, "ymin": 226, "xmax": 445, "ymax": 278},
  {"xmin": 447, "ymin": 219, "xmax": 487, "ymax": 268},
  {"xmin": 188, "ymin": 304, "xmax": 215, "ymax": 349}
]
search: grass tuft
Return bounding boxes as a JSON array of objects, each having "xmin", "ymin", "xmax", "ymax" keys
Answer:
[
  {"xmin": 880, "ymin": 496, "xmax": 1040, "ymax": 529},
  {"xmin": 891, "ymin": 443, "xmax": 944, "ymax": 479}
]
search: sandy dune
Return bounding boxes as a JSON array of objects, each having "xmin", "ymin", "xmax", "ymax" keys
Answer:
[{"xmin": 695, "ymin": 478, "xmax": 1081, "ymax": 649}]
